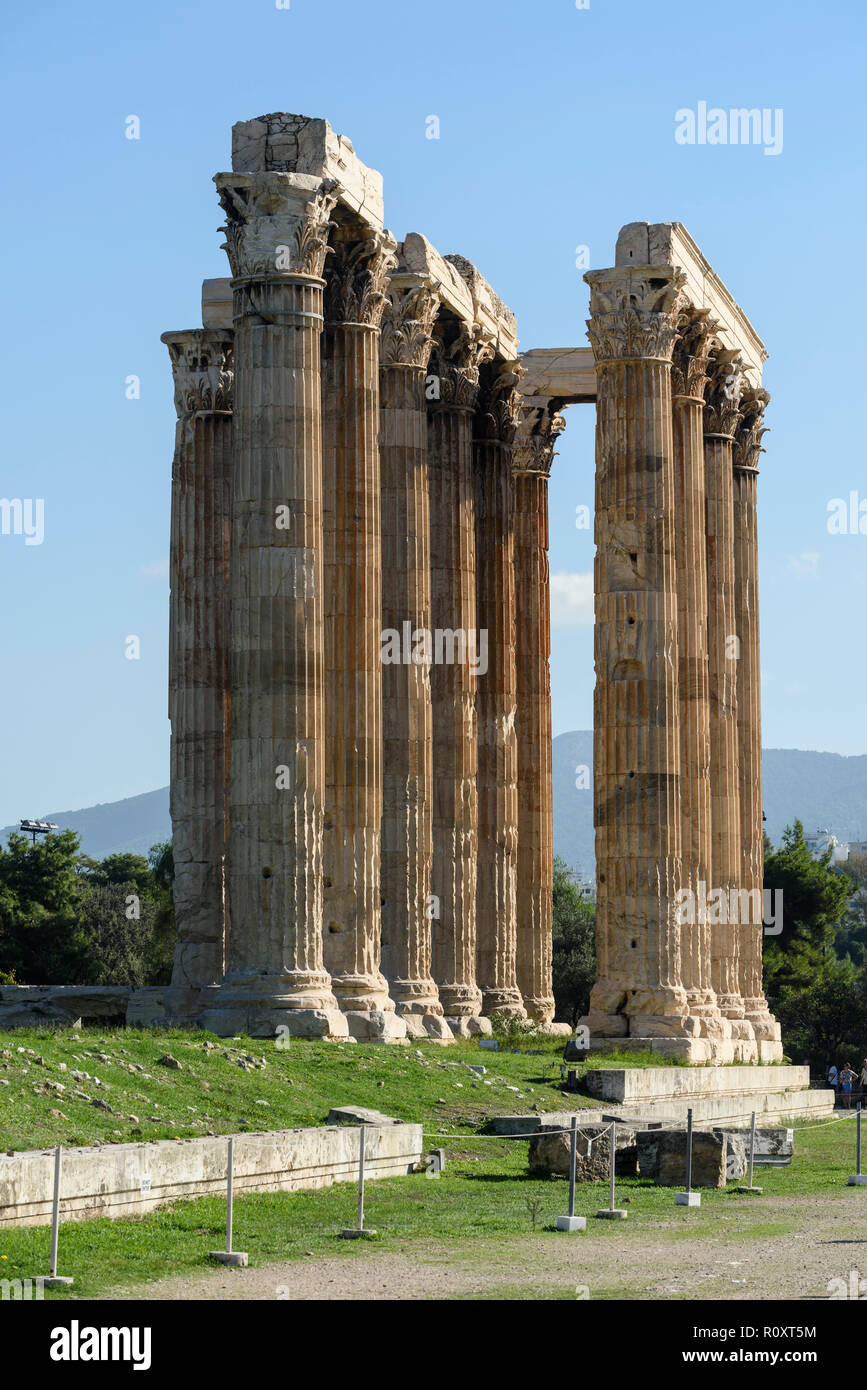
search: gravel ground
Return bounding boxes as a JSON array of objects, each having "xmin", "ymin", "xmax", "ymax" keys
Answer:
[{"xmin": 102, "ymin": 1191, "xmax": 867, "ymax": 1301}]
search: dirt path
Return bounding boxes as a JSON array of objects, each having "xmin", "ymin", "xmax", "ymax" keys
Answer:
[{"xmin": 104, "ymin": 1191, "xmax": 867, "ymax": 1301}]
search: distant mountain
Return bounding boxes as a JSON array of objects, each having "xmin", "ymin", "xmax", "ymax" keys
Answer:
[
  {"xmin": 552, "ymin": 732, "xmax": 867, "ymax": 878},
  {"xmin": 2, "ymin": 787, "xmax": 170, "ymax": 862},
  {"xmin": 5, "ymin": 736, "xmax": 865, "ymax": 873}
]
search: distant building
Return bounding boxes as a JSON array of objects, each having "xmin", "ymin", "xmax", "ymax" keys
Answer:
[
  {"xmin": 848, "ymin": 840, "xmax": 867, "ymax": 859},
  {"xmin": 565, "ymin": 870, "xmax": 596, "ymax": 905},
  {"xmin": 804, "ymin": 828, "xmax": 849, "ymax": 863}
]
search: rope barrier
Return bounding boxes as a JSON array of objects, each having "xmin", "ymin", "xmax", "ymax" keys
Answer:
[{"xmin": 419, "ymin": 1100, "xmax": 853, "ymax": 1142}]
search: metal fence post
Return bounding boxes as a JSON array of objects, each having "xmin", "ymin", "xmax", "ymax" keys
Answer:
[
  {"xmin": 594, "ymin": 1120, "xmax": 627, "ymax": 1220},
  {"xmin": 676, "ymin": 1108, "xmax": 701, "ymax": 1207},
  {"xmin": 849, "ymin": 1104, "xmax": 867, "ymax": 1185},
  {"xmin": 210, "ymin": 1134, "xmax": 248, "ymax": 1265},
  {"xmin": 739, "ymin": 1108, "xmax": 763, "ymax": 1194},
  {"xmin": 342, "ymin": 1121, "xmax": 377, "ymax": 1237},
  {"xmin": 41, "ymin": 1146, "xmax": 73, "ymax": 1288},
  {"xmin": 556, "ymin": 1116, "xmax": 586, "ymax": 1231}
]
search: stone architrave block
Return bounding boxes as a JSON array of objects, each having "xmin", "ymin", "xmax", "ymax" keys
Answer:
[
  {"xmin": 528, "ymin": 1124, "xmax": 637, "ymax": 1181},
  {"xmin": 654, "ymin": 1130, "xmax": 728, "ymax": 1188},
  {"xmin": 326, "ymin": 1106, "xmax": 401, "ymax": 1127}
]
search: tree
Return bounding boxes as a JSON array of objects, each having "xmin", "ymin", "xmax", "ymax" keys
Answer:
[
  {"xmin": 773, "ymin": 957, "xmax": 867, "ymax": 1068},
  {"xmin": 835, "ymin": 854, "xmax": 867, "ymax": 968},
  {"xmin": 0, "ymin": 831, "xmax": 91, "ymax": 983},
  {"xmin": 0, "ymin": 831, "xmax": 178, "ymax": 987},
  {"xmin": 76, "ymin": 883, "xmax": 159, "ymax": 987},
  {"xmin": 144, "ymin": 841, "xmax": 176, "ymax": 984},
  {"xmin": 763, "ymin": 820, "xmax": 852, "ymax": 1001},
  {"xmin": 551, "ymin": 857, "xmax": 596, "ymax": 1027}
]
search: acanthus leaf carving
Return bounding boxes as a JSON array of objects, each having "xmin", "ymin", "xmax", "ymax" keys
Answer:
[
  {"xmin": 428, "ymin": 322, "xmax": 496, "ymax": 410},
  {"xmin": 475, "ymin": 361, "xmax": 525, "ymax": 445},
  {"xmin": 704, "ymin": 349, "xmax": 745, "ymax": 438},
  {"xmin": 379, "ymin": 280, "xmax": 441, "ymax": 368},
  {"xmin": 671, "ymin": 306, "xmax": 719, "ymax": 400},
  {"xmin": 733, "ymin": 387, "xmax": 770, "ymax": 472},
  {"xmin": 324, "ymin": 227, "xmax": 399, "ymax": 328},
  {"xmin": 512, "ymin": 401, "xmax": 567, "ymax": 477},
  {"xmin": 215, "ymin": 172, "xmax": 340, "ymax": 280},
  {"xmin": 161, "ymin": 329, "xmax": 234, "ymax": 417},
  {"xmin": 584, "ymin": 267, "xmax": 687, "ymax": 364}
]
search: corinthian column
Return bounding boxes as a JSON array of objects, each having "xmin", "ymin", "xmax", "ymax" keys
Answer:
[
  {"xmin": 473, "ymin": 362, "xmax": 526, "ymax": 1019},
  {"xmin": 427, "ymin": 326, "xmax": 492, "ymax": 1036},
  {"xmin": 202, "ymin": 171, "xmax": 347, "ymax": 1039},
  {"xmin": 703, "ymin": 352, "xmax": 752, "ymax": 1051},
  {"xmin": 161, "ymin": 329, "xmax": 233, "ymax": 1021},
  {"xmin": 733, "ymin": 388, "xmax": 782, "ymax": 1056},
  {"xmin": 378, "ymin": 276, "xmax": 452, "ymax": 1041},
  {"xmin": 670, "ymin": 310, "xmax": 727, "ymax": 1050},
  {"xmin": 319, "ymin": 223, "xmax": 406, "ymax": 1041},
  {"xmin": 580, "ymin": 266, "xmax": 696, "ymax": 1052},
  {"xmin": 512, "ymin": 404, "xmax": 564, "ymax": 1024}
]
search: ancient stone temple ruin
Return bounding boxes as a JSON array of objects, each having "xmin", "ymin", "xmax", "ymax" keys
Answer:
[{"xmin": 162, "ymin": 113, "xmax": 781, "ymax": 1060}]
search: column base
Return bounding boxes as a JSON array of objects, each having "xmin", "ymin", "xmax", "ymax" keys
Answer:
[
  {"xmin": 436, "ymin": 984, "xmax": 484, "ymax": 1018},
  {"xmin": 481, "ymin": 987, "xmax": 527, "ymax": 1019},
  {"xmin": 716, "ymin": 993, "xmax": 746, "ymax": 1019},
  {"xmin": 201, "ymin": 1006, "xmax": 349, "ymax": 1040},
  {"xmin": 684, "ymin": 993, "xmax": 732, "ymax": 1042},
  {"xmin": 521, "ymin": 994, "xmax": 556, "ymax": 1025},
  {"xmin": 742, "ymin": 998, "xmax": 782, "ymax": 1043},
  {"xmin": 331, "ymin": 974, "xmax": 396, "ymax": 1015},
  {"xmin": 162, "ymin": 983, "xmax": 219, "ymax": 1023},
  {"xmin": 201, "ymin": 975, "xmax": 349, "ymax": 1040},
  {"xmin": 445, "ymin": 1015, "xmax": 494, "ymax": 1039},
  {"xmin": 342, "ymin": 1010, "xmax": 408, "ymax": 1043},
  {"xmin": 389, "ymin": 979, "xmax": 445, "ymax": 1016},
  {"xmin": 401, "ymin": 1013, "xmax": 455, "ymax": 1043}
]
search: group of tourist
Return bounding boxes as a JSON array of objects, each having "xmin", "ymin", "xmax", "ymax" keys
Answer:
[{"xmin": 826, "ymin": 1061, "xmax": 867, "ymax": 1107}]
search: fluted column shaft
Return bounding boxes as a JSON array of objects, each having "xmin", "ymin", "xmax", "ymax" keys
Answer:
[
  {"xmin": 670, "ymin": 312, "xmax": 722, "ymax": 1037},
  {"xmin": 378, "ymin": 281, "xmax": 443, "ymax": 1018},
  {"xmin": 513, "ymin": 465, "xmax": 555, "ymax": 1022},
  {"xmin": 733, "ymin": 390, "xmax": 780, "ymax": 1045},
  {"xmin": 162, "ymin": 330, "xmax": 233, "ymax": 1017},
  {"xmin": 203, "ymin": 172, "xmax": 346, "ymax": 1037},
  {"xmin": 428, "ymin": 380, "xmax": 482, "ymax": 1017},
  {"xmin": 321, "ymin": 229, "xmax": 396, "ymax": 1019},
  {"xmin": 582, "ymin": 267, "xmax": 690, "ymax": 1041},
  {"xmin": 704, "ymin": 354, "xmax": 747, "ymax": 1025},
  {"xmin": 473, "ymin": 366, "xmax": 525, "ymax": 1018}
]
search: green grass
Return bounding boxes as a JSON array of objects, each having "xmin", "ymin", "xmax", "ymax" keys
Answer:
[
  {"xmin": 0, "ymin": 1109, "xmax": 860, "ymax": 1300},
  {"xmin": 0, "ymin": 1026, "xmax": 614, "ymax": 1153},
  {"xmin": 0, "ymin": 1025, "xmax": 771, "ymax": 1155},
  {"xmin": 0, "ymin": 1025, "xmax": 850, "ymax": 1301}
]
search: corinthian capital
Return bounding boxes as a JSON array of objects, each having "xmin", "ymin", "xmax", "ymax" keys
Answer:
[
  {"xmin": 474, "ymin": 360, "xmax": 525, "ymax": 446},
  {"xmin": 733, "ymin": 387, "xmax": 770, "ymax": 472},
  {"xmin": 160, "ymin": 329, "xmax": 234, "ymax": 417},
  {"xmin": 429, "ymin": 321, "xmax": 496, "ymax": 410},
  {"xmin": 214, "ymin": 171, "xmax": 340, "ymax": 280},
  {"xmin": 324, "ymin": 225, "xmax": 398, "ymax": 328},
  {"xmin": 671, "ymin": 306, "xmax": 719, "ymax": 400},
  {"xmin": 379, "ymin": 277, "xmax": 441, "ymax": 368},
  {"xmin": 512, "ymin": 400, "xmax": 567, "ymax": 477},
  {"xmin": 584, "ymin": 266, "xmax": 687, "ymax": 364},
  {"xmin": 704, "ymin": 350, "xmax": 744, "ymax": 438}
]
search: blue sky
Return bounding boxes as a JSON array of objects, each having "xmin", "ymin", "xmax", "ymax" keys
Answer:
[{"xmin": 0, "ymin": 0, "xmax": 864, "ymax": 827}]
